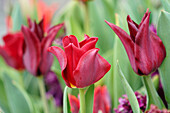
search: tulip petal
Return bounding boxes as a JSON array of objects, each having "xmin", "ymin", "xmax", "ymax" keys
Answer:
[
  {"xmin": 139, "ymin": 8, "xmax": 149, "ymax": 27},
  {"xmin": 63, "ymin": 35, "xmax": 80, "ymax": 48},
  {"xmin": 40, "ymin": 23, "xmax": 64, "ymax": 75},
  {"xmin": 135, "ymin": 12, "xmax": 154, "ymax": 75},
  {"xmin": 63, "ymin": 43, "xmax": 85, "ymax": 87},
  {"xmin": 21, "ymin": 26, "xmax": 41, "ymax": 76},
  {"xmin": 105, "ymin": 20, "xmax": 137, "ymax": 73},
  {"xmin": 68, "ymin": 95, "xmax": 80, "ymax": 113},
  {"xmin": 79, "ymin": 35, "xmax": 98, "ymax": 51},
  {"xmin": 73, "ymin": 49, "xmax": 111, "ymax": 88},
  {"xmin": 127, "ymin": 15, "xmax": 139, "ymax": 42},
  {"xmin": 150, "ymin": 31, "xmax": 166, "ymax": 69},
  {"xmin": 93, "ymin": 86, "xmax": 111, "ymax": 113},
  {"xmin": 48, "ymin": 46, "xmax": 70, "ymax": 87}
]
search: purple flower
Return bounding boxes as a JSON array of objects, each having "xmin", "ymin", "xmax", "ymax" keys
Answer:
[
  {"xmin": 44, "ymin": 71, "xmax": 63, "ymax": 107},
  {"xmin": 149, "ymin": 24, "xmax": 157, "ymax": 34},
  {"xmin": 114, "ymin": 92, "xmax": 146, "ymax": 113},
  {"xmin": 145, "ymin": 104, "xmax": 170, "ymax": 113}
]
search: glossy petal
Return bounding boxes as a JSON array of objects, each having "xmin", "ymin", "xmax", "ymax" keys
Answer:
[
  {"xmin": 105, "ymin": 20, "xmax": 137, "ymax": 73},
  {"xmin": 22, "ymin": 26, "xmax": 41, "ymax": 76},
  {"xmin": 68, "ymin": 95, "xmax": 80, "ymax": 113},
  {"xmin": 0, "ymin": 32, "xmax": 24, "ymax": 70},
  {"xmin": 40, "ymin": 23, "xmax": 64, "ymax": 75},
  {"xmin": 48, "ymin": 46, "xmax": 70, "ymax": 87},
  {"xmin": 73, "ymin": 49, "xmax": 111, "ymax": 88},
  {"xmin": 63, "ymin": 35, "xmax": 80, "ymax": 48}
]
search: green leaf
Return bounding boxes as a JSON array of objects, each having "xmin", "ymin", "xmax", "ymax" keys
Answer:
[
  {"xmin": 157, "ymin": 10, "xmax": 170, "ymax": 108},
  {"xmin": 2, "ymin": 73, "xmax": 33, "ymax": 113},
  {"xmin": 63, "ymin": 86, "xmax": 71, "ymax": 113},
  {"xmin": 11, "ymin": 3, "xmax": 26, "ymax": 32},
  {"xmin": 161, "ymin": 0, "xmax": 170, "ymax": 12},
  {"xmin": 117, "ymin": 63, "xmax": 141, "ymax": 113},
  {"xmin": 85, "ymin": 84, "xmax": 94, "ymax": 113}
]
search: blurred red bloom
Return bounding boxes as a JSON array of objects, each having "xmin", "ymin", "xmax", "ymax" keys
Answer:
[
  {"xmin": 68, "ymin": 86, "xmax": 111, "ymax": 113},
  {"xmin": 105, "ymin": 9, "xmax": 166, "ymax": 75},
  {"xmin": 36, "ymin": 0, "xmax": 58, "ymax": 31},
  {"xmin": 0, "ymin": 32, "xmax": 25, "ymax": 70},
  {"xmin": 21, "ymin": 18, "xmax": 64, "ymax": 76},
  {"xmin": 48, "ymin": 35, "xmax": 111, "ymax": 88}
]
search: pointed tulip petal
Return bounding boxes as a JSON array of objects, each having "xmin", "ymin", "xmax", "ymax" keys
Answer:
[
  {"xmin": 73, "ymin": 49, "xmax": 111, "ymax": 88},
  {"xmin": 135, "ymin": 12, "xmax": 153, "ymax": 75},
  {"xmin": 40, "ymin": 23, "xmax": 64, "ymax": 75},
  {"xmin": 105, "ymin": 20, "xmax": 137, "ymax": 73},
  {"xmin": 21, "ymin": 26, "xmax": 41, "ymax": 76}
]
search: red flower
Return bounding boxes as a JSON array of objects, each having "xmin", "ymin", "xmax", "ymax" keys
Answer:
[
  {"xmin": 0, "ymin": 32, "xmax": 25, "ymax": 70},
  {"xmin": 48, "ymin": 35, "xmax": 111, "ymax": 88},
  {"xmin": 21, "ymin": 18, "xmax": 64, "ymax": 76},
  {"xmin": 68, "ymin": 86, "xmax": 111, "ymax": 113},
  {"xmin": 36, "ymin": 0, "xmax": 58, "ymax": 31},
  {"xmin": 105, "ymin": 9, "xmax": 166, "ymax": 75}
]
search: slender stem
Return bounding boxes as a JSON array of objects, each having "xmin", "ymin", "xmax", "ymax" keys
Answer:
[
  {"xmin": 83, "ymin": 2, "xmax": 90, "ymax": 34},
  {"xmin": 79, "ymin": 88, "xmax": 86, "ymax": 113},
  {"xmin": 38, "ymin": 76, "xmax": 49, "ymax": 113},
  {"xmin": 142, "ymin": 75, "xmax": 164, "ymax": 109}
]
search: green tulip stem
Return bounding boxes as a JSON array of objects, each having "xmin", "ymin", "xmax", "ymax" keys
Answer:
[
  {"xmin": 83, "ymin": 2, "xmax": 90, "ymax": 34},
  {"xmin": 19, "ymin": 71, "xmax": 24, "ymax": 87},
  {"xmin": 142, "ymin": 75, "xmax": 164, "ymax": 109},
  {"xmin": 38, "ymin": 76, "xmax": 49, "ymax": 113},
  {"xmin": 79, "ymin": 88, "xmax": 86, "ymax": 113}
]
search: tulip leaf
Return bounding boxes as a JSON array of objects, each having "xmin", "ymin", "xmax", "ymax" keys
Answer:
[
  {"xmin": 157, "ymin": 10, "xmax": 170, "ymax": 108},
  {"xmin": 85, "ymin": 84, "xmax": 94, "ymax": 113},
  {"xmin": 63, "ymin": 86, "xmax": 71, "ymax": 113},
  {"xmin": 161, "ymin": 0, "xmax": 170, "ymax": 13},
  {"xmin": 117, "ymin": 63, "xmax": 141, "ymax": 113},
  {"xmin": 2, "ymin": 73, "xmax": 33, "ymax": 113},
  {"xmin": 11, "ymin": 3, "xmax": 26, "ymax": 32}
]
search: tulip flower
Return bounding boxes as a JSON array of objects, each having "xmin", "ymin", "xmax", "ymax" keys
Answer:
[
  {"xmin": 68, "ymin": 86, "xmax": 111, "ymax": 113},
  {"xmin": 48, "ymin": 35, "xmax": 111, "ymax": 88},
  {"xmin": 0, "ymin": 32, "xmax": 25, "ymax": 70},
  {"xmin": 105, "ymin": 9, "xmax": 166, "ymax": 75},
  {"xmin": 21, "ymin": 18, "xmax": 64, "ymax": 76},
  {"xmin": 45, "ymin": 71, "xmax": 63, "ymax": 107}
]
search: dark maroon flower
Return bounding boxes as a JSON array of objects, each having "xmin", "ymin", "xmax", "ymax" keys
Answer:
[
  {"xmin": 105, "ymin": 9, "xmax": 166, "ymax": 75},
  {"xmin": 48, "ymin": 35, "xmax": 111, "ymax": 88},
  {"xmin": 145, "ymin": 104, "xmax": 170, "ymax": 113},
  {"xmin": 114, "ymin": 92, "xmax": 146, "ymax": 113},
  {"xmin": 0, "ymin": 32, "xmax": 25, "ymax": 70},
  {"xmin": 44, "ymin": 71, "xmax": 63, "ymax": 107},
  {"xmin": 68, "ymin": 86, "xmax": 111, "ymax": 113},
  {"xmin": 21, "ymin": 18, "xmax": 64, "ymax": 76}
]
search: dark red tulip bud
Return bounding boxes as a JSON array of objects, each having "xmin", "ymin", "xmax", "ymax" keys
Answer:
[
  {"xmin": 105, "ymin": 9, "xmax": 166, "ymax": 75},
  {"xmin": 48, "ymin": 35, "xmax": 111, "ymax": 88}
]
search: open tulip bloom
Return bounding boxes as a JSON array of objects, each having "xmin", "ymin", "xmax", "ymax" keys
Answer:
[
  {"xmin": 105, "ymin": 9, "xmax": 166, "ymax": 76},
  {"xmin": 48, "ymin": 35, "xmax": 111, "ymax": 88}
]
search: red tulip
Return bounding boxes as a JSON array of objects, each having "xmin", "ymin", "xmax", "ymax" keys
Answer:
[
  {"xmin": 68, "ymin": 86, "xmax": 111, "ymax": 113},
  {"xmin": 105, "ymin": 9, "xmax": 166, "ymax": 75},
  {"xmin": 0, "ymin": 32, "xmax": 25, "ymax": 70},
  {"xmin": 48, "ymin": 35, "xmax": 111, "ymax": 88},
  {"xmin": 21, "ymin": 18, "xmax": 64, "ymax": 76}
]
